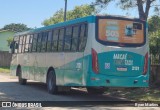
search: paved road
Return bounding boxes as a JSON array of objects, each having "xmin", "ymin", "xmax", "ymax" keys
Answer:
[
  {"xmin": 0, "ymin": 73, "xmax": 126, "ymax": 101},
  {"xmin": 0, "ymin": 73, "xmax": 159, "ymax": 110}
]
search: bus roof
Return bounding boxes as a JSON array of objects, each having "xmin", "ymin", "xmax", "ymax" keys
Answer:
[
  {"xmin": 14, "ymin": 15, "xmax": 141, "ymax": 36},
  {"xmin": 14, "ymin": 15, "xmax": 96, "ymax": 36}
]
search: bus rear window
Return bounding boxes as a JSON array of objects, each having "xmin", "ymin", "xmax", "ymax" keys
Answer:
[{"xmin": 97, "ymin": 18, "xmax": 145, "ymax": 46}]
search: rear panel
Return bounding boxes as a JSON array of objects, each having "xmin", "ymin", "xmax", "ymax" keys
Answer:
[{"xmin": 87, "ymin": 16, "xmax": 149, "ymax": 87}]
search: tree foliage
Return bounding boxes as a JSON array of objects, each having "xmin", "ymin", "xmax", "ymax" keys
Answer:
[
  {"xmin": 149, "ymin": 30, "xmax": 160, "ymax": 53},
  {"xmin": 149, "ymin": 30, "xmax": 160, "ymax": 63},
  {"xmin": 92, "ymin": 0, "xmax": 160, "ymax": 20},
  {"xmin": 148, "ymin": 15, "xmax": 160, "ymax": 32},
  {"xmin": 7, "ymin": 37, "xmax": 13, "ymax": 47},
  {"xmin": 148, "ymin": 16, "xmax": 160, "ymax": 64},
  {"xmin": 43, "ymin": 9, "xmax": 64, "ymax": 26},
  {"xmin": 42, "ymin": 5, "xmax": 95, "ymax": 26},
  {"xmin": 3, "ymin": 23, "xmax": 31, "ymax": 32}
]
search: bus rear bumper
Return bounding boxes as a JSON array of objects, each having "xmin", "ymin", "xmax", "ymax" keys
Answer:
[{"xmin": 87, "ymin": 73, "xmax": 149, "ymax": 87}]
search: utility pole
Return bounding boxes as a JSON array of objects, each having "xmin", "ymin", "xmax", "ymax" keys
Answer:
[{"xmin": 64, "ymin": 0, "xmax": 67, "ymax": 21}]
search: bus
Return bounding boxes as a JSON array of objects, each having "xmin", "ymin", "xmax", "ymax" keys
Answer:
[{"xmin": 10, "ymin": 15, "xmax": 149, "ymax": 94}]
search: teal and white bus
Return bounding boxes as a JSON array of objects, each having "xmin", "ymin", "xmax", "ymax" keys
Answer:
[{"xmin": 10, "ymin": 15, "xmax": 149, "ymax": 94}]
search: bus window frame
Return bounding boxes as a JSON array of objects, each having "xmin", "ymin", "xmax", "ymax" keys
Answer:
[
  {"xmin": 32, "ymin": 33, "xmax": 38, "ymax": 52},
  {"xmin": 58, "ymin": 28, "xmax": 65, "ymax": 52},
  {"xmin": 78, "ymin": 23, "xmax": 88, "ymax": 52},
  {"xmin": 37, "ymin": 33, "xmax": 43, "ymax": 52},
  {"xmin": 71, "ymin": 25, "xmax": 80, "ymax": 52},
  {"xmin": 19, "ymin": 36, "xmax": 24, "ymax": 53},
  {"xmin": 41, "ymin": 31, "xmax": 48, "ymax": 52},
  {"xmin": 12, "ymin": 36, "xmax": 19, "ymax": 54},
  {"xmin": 52, "ymin": 22, "xmax": 88, "ymax": 53},
  {"xmin": 24, "ymin": 34, "xmax": 30, "ymax": 53},
  {"xmin": 64, "ymin": 26, "xmax": 73, "ymax": 52},
  {"xmin": 95, "ymin": 16, "xmax": 146, "ymax": 47},
  {"xmin": 52, "ymin": 28, "xmax": 61, "ymax": 52},
  {"xmin": 15, "ymin": 22, "xmax": 88, "ymax": 53},
  {"xmin": 46, "ymin": 30, "xmax": 53, "ymax": 52},
  {"xmin": 28, "ymin": 34, "xmax": 33, "ymax": 52},
  {"xmin": 23, "ymin": 35, "xmax": 27, "ymax": 53}
]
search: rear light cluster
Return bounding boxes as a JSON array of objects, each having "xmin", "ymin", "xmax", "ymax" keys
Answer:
[
  {"xmin": 92, "ymin": 48, "xmax": 99, "ymax": 74},
  {"xmin": 143, "ymin": 52, "xmax": 148, "ymax": 75}
]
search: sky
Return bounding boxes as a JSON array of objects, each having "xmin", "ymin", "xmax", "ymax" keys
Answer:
[{"xmin": 0, "ymin": 0, "xmax": 154, "ymax": 29}]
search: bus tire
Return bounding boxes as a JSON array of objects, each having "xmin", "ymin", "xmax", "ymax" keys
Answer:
[
  {"xmin": 17, "ymin": 67, "xmax": 27, "ymax": 85},
  {"xmin": 87, "ymin": 87, "xmax": 105, "ymax": 94},
  {"xmin": 47, "ymin": 70, "xmax": 58, "ymax": 94}
]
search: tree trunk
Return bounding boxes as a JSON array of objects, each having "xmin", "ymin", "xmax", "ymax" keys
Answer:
[
  {"xmin": 145, "ymin": 0, "xmax": 153, "ymax": 20},
  {"xmin": 137, "ymin": 0, "xmax": 145, "ymax": 20},
  {"xmin": 137, "ymin": 0, "xmax": 154, "ymax": 20}
]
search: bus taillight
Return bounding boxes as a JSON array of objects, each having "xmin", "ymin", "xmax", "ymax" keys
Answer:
[
  {"xmin": 143, "ymin": 52, "xmax": 148, "ymax": 75},
  {"xmin": 92, "ymin": 48, "xmax": 99, "ymax": 74}
]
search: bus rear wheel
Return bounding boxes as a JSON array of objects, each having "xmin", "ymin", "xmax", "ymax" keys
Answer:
[
  {"xmin": 87, "ymin": 87, "xmax": 106, "ymax": 94},
  {"xmin": 47, "ymin": 70, "xmax": 57, "ymax": 94},
  {"xmin": 17, "ymin": 67, "xmax": 27, "ymax": 85}
]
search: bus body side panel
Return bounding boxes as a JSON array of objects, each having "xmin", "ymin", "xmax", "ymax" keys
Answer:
[
  {"xmin": 59, "ymin": 23, "xmax": 93, "ymax": 86},
  {"xmin": 20, "ymin": 52, "xmax": 64, "ymax": 84},
  {"xmin": 10, "ymin": 37, "xmax": 19, "ymax": 77},
  {"xmin": 82, "ymin": 23, "xmax": 95, "ymax": 86},
  {"xmin": 10, "ymin": 16, "xmax": 96, "ymax": 86},
  {"xmin": 41, "ymin": 52, "xmax": 65, "ymax": 84},
  {"xmin": 63, "ymin": 52, "xmax": 84, "ymax": 86},
  {"xmin": 10, "ymin": 54, "xmax": 18, "ymax": 76},
  {"xmin": 18, "ymin": 54, "xmax": 29, "ymax": 79},
  {"xmin": 10, "ymin": 53, "xmax": 30, "ymax": 80}
]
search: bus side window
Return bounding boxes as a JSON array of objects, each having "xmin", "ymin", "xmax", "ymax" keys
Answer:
[
  {"xmin": 71, "ymin": 25, "xmax": 79, "ymax": 51},
  {"xmin": 29, "ymin": 35, "xmax": 33, "ymax": 52},
  {"xmin": 47, "ymin": 31, "xmax": 53, "ymax": 52},
  {"xmin": 58, "ymin": 28, "xmax": 65, "ymax": 52},
  {"xmin": 18, "ymin": 36, "xmax": 23, "ymax": 53},
  {"xmin": 22, "ymin": 35, "xmax": 26, "ymax": 53},
  {"xmin": 79, "ymin": 24, "xmax": 87, "ymax": 51},
  {"xmin": 64, "ymin": 27, "xmax": 72, "ymax": 51},
  {"xmin": 14, "ymin": 36, "xmax": 19, "ymax": 54},
  {"xmin": 53, "ymin": 29, "xmax": 59, "ymax": 52},
  {"xmin": 37, "ymin": 33, "xmax": 43, "ymax": 52},
  {"xmin": 25, "ymin": 35, "xmax": 30, "ymax": 53},
  {"xmin": 32, "ymin": 34, "xmax": 38, "ymax": 52},
  {"xmin": 41, "ymin": 32, "xmax": 48, "ymax": 52}
]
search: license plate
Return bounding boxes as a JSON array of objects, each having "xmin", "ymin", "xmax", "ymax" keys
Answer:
[{"xmin": 117, "ymin": 67, "xmax": 127, "ymax": 71}]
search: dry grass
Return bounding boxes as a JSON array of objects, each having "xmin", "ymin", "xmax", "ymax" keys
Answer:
[
  {"xmin": 107, "ymin": 87, "xmax": 160, "ymax": 101},
  {"xmin": 0, "ymin": 67, "xmax": 10, "ymax": 73}
]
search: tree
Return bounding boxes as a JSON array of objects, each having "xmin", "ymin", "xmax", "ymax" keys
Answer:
[
  {"xmin": 42, "ymin": 4, "xmax": 95, "ymax": 26},
  {"xmin": 92, "ymin": 0, "xmax": 160, "ymax": 20},
  {"xmin": 3, "ymin": 23, "xmax": 31, "ymax": 32},
  {"xmin": 42, "ymin": 9, "xmax": 64, "ymax": 26},
  {"xmin": 148, "ymin": 15, "xmax": 160, "ymax": 32},
  {"xmin": 149, "ymin": 30, "xmax": 160, "ymax": 63},
  {"xmin": 148, "ymin": 16, "xmax": 160, "ymax": 64},
  {"xmin": 7, "ymin": 37, "xmax": 13, "ymax": 46}
]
